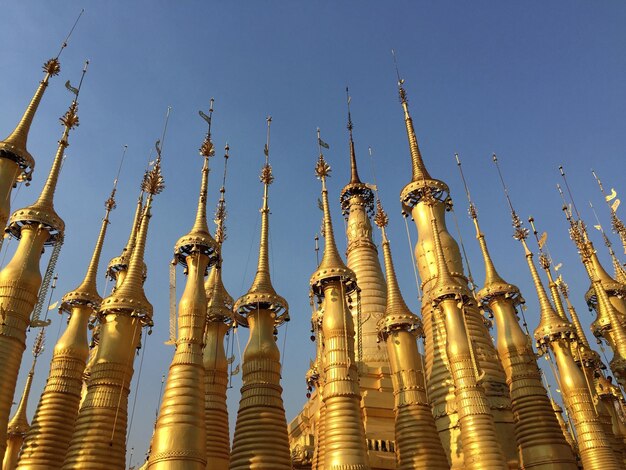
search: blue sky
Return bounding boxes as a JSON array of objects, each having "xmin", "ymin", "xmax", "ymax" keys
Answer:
[{"xmin": 2, "ymin": 1, "xmax": 626, "ymax": 466}]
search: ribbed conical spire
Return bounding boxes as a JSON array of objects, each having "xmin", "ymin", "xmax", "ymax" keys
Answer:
[
  {"xmin": 374, "ymin": 200, "xmax": 414, "ymax": 320},
  {"xmin": 394, "ymin": 64, "xmax": 430, "ymax": 182},
  {"xmin": 206, "ymin": 144, "xmax": 233, "ymax": 321},
  {"xmin": 310, "ymin": 143, "xmax": 357, "ymax": 296},
  {"xmin": 61, "ymin": 184, "xmax": 116, "ymax": 309},
  {"xmin": 593, "ymin": 169, "xmax": 626, "ymax": 255},
  {"xmin": 100, "ymin": 157, "xmax": 164, "ymax": 322},
  {"xmin": 0, "ymin": 58, "xmax": 61, "ymax": 181},
  {"xmin": 235, "ymin": 118, "xmax": 287, "ymax": 317},
  {"xmin": 558, "ymin": 279, "xmax": 592, "ymax": 349},
  {"xmin": 8, "ymin": 62, "xmax": 88, "ymax": 245},
  {"xmin": 107, "ymin": 187, "xmax": 144, "ymax": 281},
  {"xmin": 174, "ymin": 100, "xmax": 218, "ymax": 267}
]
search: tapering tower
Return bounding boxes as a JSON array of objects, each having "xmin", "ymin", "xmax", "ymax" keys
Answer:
[
  {"xmin": 0, "ymin": 57, "xmax": 61, "ymax": 230},
  {"xmin": 62, "ymin": 148, "xmax": 165, "ymax": 470},
  {"xmin": 456, "ymin": 155, "xmax": 578, "ymax": 469},
  {"xmin": 203, "ymin": 144, "xmax": 234, "ymax": 470},
  {"xmin": 339, "ymin": 89, "xmax": 388, "ymax": 366},
  {"xmin": 0, "ymin": 64, "xmax": 86, "ymax": 457},
  {"xmin": 395, "ymin": 70, "xmax": 517, "ymax": 467},
  {"xmin": 0, "ymin": 11, "xmax": 82, "ymax": 230},
  {"xmin": 373, "ymin": 198, "xmax": 448, "ymax": 469},
  {"xmin": 527, "ymin": 216, "xmax": 626, "ymax": 465},
  {"xmin": 309, "ymin": 140, "xmax": 370, "ymax": 470},
  {"xmin": 558, "ymin": 182, "xmax": 626, "ymax": 388},
  {"xmin": 494, "ymin": 158, "xmax": 620, "ymax": 469},
  {"xmin": 16, "ymin": 173, "xmax": 118, "ymax": 469},
  {"xmin": 148, "ymin": 103, "xmax": 219, "ymax": 469},
  {"xmin": 339, "ymin": 91, "xmax": 395, "ymax": 466},
  {"xmin": 3, "ymin": 327, "xmax": 45, "ymax": 470},
  {"xmin": 230, "ymin": 117, "xmax": 292, "ymax": 470},
  {"xmin": 426, "ymin": 189, "xmax": 508, "ymax": 470}
]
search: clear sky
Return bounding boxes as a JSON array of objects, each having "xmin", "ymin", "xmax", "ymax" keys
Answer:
[{"xmin": 2, "ymin": 1, "xmax": 626, "ymax": 467}]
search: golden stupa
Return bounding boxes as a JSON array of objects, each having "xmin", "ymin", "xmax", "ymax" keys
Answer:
[{"xmin": 1, "ymin": 22, "xmax": 626, "ymax": 470}]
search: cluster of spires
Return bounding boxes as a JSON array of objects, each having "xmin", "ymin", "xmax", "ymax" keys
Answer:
[{"xmin": 0, "ymin": 24, "xmax": 626, "ymax": 470}]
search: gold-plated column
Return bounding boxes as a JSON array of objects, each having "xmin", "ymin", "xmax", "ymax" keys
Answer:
[
  {"xmin": 455, "ymin": 157, "xmax": 578, "ymax": 469},
  {"xmin": 339, "ymin": 100, "xmax": 387, "ymax": 366},
  {"xmin": 62, "ymin": 156, "xmax": 164, "ymax": 469},
  {"xmin": 16, "ymin": 184, "xmax": 116, "ymax": 469},
  {"xmin": 373, "ymin": 199, "xmax": 448, "ymax": 469},
  {"xmin": 519, "ymin": 233, "xmax": 619, "ymax": 469},
  {"xmin": 397, "ymin": 77, "xmax": 517, "ymax": 468},
  {"xmin": 0, "ymin": 58, "xmax": 61, "ymax": 228},
  {"xmin": 0, "ymin": 84, "xmax": 82, "ymax": 457},
  {"xmin": 203, "ymin": 145, "xmax": 233, "ymax": 470},
  {"xmin": 148, "ymin": 114, "xmax": 219, "ymax": 468},
  {"xmin": 230, "ymin": 119, "xmax": 292, "ymax": 469},
  {"xmin": 561, "ymin": 204, "xmax": 626, "ymax": 388},
  {"xmin": 427, "ymin": 194, "xmax": 507, "ymax": 470},
  {"xmin": 310, "ymin": 149, "xmax": 369, "ymax": 470}
]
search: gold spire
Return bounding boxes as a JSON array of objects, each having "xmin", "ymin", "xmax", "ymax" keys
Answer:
[
  {"xmin": 173, "ymin": 99, "xmax": 218, "ymax": 267},
  {"xmin": 339, "ymin": 90, "xmax": 374, "ymax": 218},
  {"xmin": 207, "ymin": 144, "xmax": 233, "ymax": 321},
  {"xmin": 456, "ymin": 154, "xmax": 521, "ymax": 303},
  {"xmin": 392, "ymin": 50, "xmax": 431, "ymax": 183},
  {"xmin": 310, "ymin": 129, "xmax": 357, "ymax": 296},
  {"xmin": 99, "ymin": 152, "xmax": 164, "ymax": 323},
  {"xmin": 234, "ymin": 117, "xmax": 288, "ymax": 320},
  {"xmin": 590, "ymin": 202, "xmax": 626, "ymax": 284},
  {"xmin": 0, "ymin": 58, "xmax": 61, "ymax": 183},
  {"xmin": 7, "ymin": 61, "xmax": 88, "ymax": 244},
  {"xmin": 0, "ymin": 7, "xmax": 82, "ymax": 183},
  {"xmin": 7, "ymin": 327, "xmax": 44, "ymax": 437},
  {"xmin": 61, "ymin": 168, "xmax": 120, "ymax": 309},
  {"xmin": 107, "ymin": 186, "xmax": 145, "ymax": 282},
  {"xmin": 346, "ymin": 87, "xmax": 361, "ymax": 185},
  {"xmin": 374, "ymin": 199, "xmax": 417, "ymax": 325},
  {"xmin": 558, "ymin": 278, "xmax": 592, "ymax": 350}
]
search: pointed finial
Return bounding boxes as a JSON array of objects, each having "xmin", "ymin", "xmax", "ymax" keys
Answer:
[
  {"xmin": 174, "ymin": 101, "xmax": 218, "ymax": 267},
  {"xmin": 234, "ymin": 117, "xmax": 288, "ymax": 324},
  {"xmin": 214, "ymin": 143, "xmax": 230, "ymax": 246},
  {"xmin": 7, "ymin": 61, "xmax": 89, "ymax": 244},
  {"xmin": 375, "ymin": 196, "xmax": 422, "ymax": 340},
  {"xmin": 588, "ymin": 201, "xmax": 626, "ymax": 282},
  {"xmin": 339, "ymin": 89, "xmax": 374, "ymax": 217},
  {"xmin": 61, "ymin": 149, "xmax": 124, "ymax": 309},
  {"xmin": 392, "ymin": 50, "xmax": 431, "ymax": 183},
  {"xmin": 493, "ymin": 155, "xmax": 572, "ymax": 345},
  {"xmin": 345, "ymin": 86, "xmax": 361, "ymax": 185},
  {"xmin": 100, "ymin": 110, "xmax": 169, "ymax": 324},
  {"xmin": 425, "ymin": 194, "xmax": 463, "ymax": 299},
  {"xmin": 456, "ymin": 153, "xmax": 519, "ymax": 305},
  {"xmin": 311, "ymin": 128, "xmax": 357, "ymax": 297},
  {"xmin": 0, "ymin": 11, "xmax": 83, "ymax": 182}
]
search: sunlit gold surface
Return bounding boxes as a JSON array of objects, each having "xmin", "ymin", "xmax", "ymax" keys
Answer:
[
  {"xmin": 375, "ymin": 201, "xmax": 448, "ymax": 469},
  {"xmin": 63, "ymin": 161, "xmax": 161, "ymax": 469},
  {"xmin": 3, "ymin": 358, "xmax": 35, "ymax": 470},
  {"xmin": 521, "ymin": 234, "xmax": 620, "ymax": 469},
  {"xmin": 0, "ymin": 59, "xmax": 60, "ymax": 229},
  {"xmin": 230, "ymin": 141, "xmax": 291, "ymax": 469},
  {"xmin": 310, "ymin": 155, "xmax": 369, "ymax": 470},
  {"xmin": 17, "ymin": 188, "xmax": 115, "ymax": 469},
  {"xmin": 398, "ymin": 80, "xmax": 517, "ymax": 468},
  {"xmin": 471, "ymin": 214, "xmax": 577, "ymax": 468},
  {"xmin": 148, "ymin": 150, "xmax": 218, "ymax": 469},
  {"xmin": 0, "ymin": 98, "xmax": 76, "ymax": 457}
]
